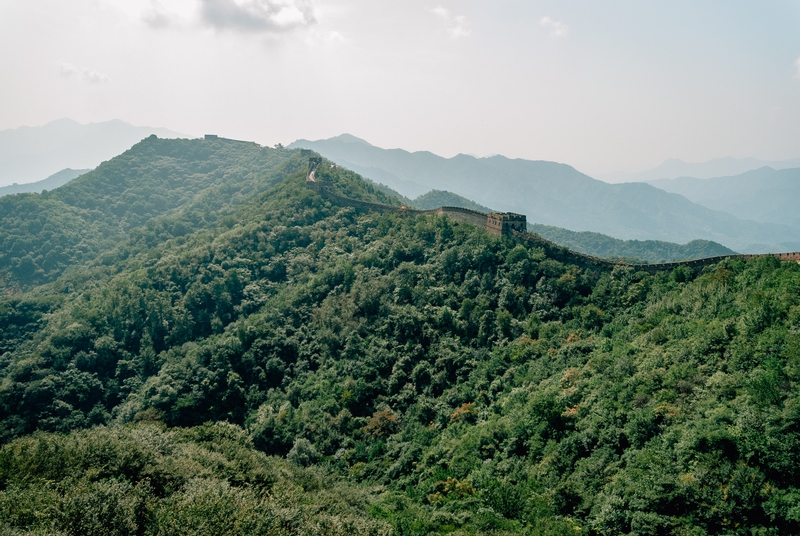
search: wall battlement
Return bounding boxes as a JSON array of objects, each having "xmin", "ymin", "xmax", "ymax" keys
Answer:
[
  {"xmin": 305, "ymin": 158, "xmax": 800, "ymax": 272},
  {"xmin": 487, "ymin": 212, "xmax": 527, "ymax": 237}
]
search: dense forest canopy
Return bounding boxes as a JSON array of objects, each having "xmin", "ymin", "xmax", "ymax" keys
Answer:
[
  {"xmin": 1, "ymin": 138, "xmax": 799, "ymax": 535},
  {"xmin": 527, "ymin": 224, "xmax": 737, "ymax": 264},
  {"xmin": 0, "ymin": 136, "xmax": 298, "ymax": 290}
]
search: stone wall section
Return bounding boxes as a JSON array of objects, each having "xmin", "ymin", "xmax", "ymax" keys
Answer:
[{"xmin": 305, "ymin": 158, "xmax": 800, "ymax": 272}]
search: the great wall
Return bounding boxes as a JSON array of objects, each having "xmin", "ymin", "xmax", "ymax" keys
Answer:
[{"xmin": 305, "ymin": 157, "xmax": 800, "ymax": 273}]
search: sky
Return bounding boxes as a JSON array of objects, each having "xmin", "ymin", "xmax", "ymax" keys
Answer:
[{"xmin": 1, "ymin": 0, "xmax": 799, "ymax": 177}]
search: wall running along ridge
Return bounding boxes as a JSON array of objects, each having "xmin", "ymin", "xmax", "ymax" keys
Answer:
[{"xmin": 305, "ymin": 158, "xmax": 800, "ymax": 272}]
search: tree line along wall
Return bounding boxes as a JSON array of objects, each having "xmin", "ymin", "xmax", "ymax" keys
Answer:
[{"xmin": 305, "ymin": 158, "xmax": 800, "ymax": 272}]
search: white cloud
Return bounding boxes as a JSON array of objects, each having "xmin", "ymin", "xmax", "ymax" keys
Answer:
[
  {"xmin": 82, "ymin": 69, "xmax": 111, "ymax": 84},
  {"xmin": 58, "ymin": 61, "xmax": 80, "ymax": 78},
  {"xmin": 795, "ymin": 56, "xmax": 800, "ymax": 79},
  {"xmin": 58, "ymin": 61, "xmax": 110, "ymax": 84},
  {"xmin": 304, "ymin": 28, "xmax": 349, "ymax": 47},
  {"xmin": 327, "ymin": 31, "xmax": 347, "ymax": 43},
  {"xmin": 431, "ymin": 5, "xmax": 470, "ymax": 39},
  {"xmin": 143, "ymin": 0, "xmax": 176, "ymax": 29},
  {"xmin": 540, "ymin": 16, "xmax": 568, "ymax": 38},
  {"xmin": 199, "ymin": 0, "xmax": 316, "ymax": 33}
]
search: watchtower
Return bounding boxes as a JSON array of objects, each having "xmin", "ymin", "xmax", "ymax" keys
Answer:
[{"xmin": 486, "ymin": 212, "xmax": 527, "ymax": 237}]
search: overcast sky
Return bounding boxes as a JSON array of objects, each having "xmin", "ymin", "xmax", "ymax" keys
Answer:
[{"xmin": 1, "ymin": 0, "xmax": 799, "ymax": 176}]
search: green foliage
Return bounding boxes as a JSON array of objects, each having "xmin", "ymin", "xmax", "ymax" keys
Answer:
[
  {"xmin": 529, "ymin": 223, "xmax": 737, "ymax": 263},
  {"xmin": 0, "ymin": 137, "xmax": 298, "ymax": 290},
  {"xmin": 1, "ymin": 138, "xmax": 799, "ymax": 533},
  {"xmin": 411, "ymin": 190, "xmax": 492, "ymax": 212},
  {"xmin": 0, "ymin": 423, "xmax": 390, "ymax": 535}
]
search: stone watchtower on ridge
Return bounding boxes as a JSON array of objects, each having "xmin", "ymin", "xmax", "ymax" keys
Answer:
[{"xmin": 486, "ymin": 212, "xmax": 526, "ymax": 237}]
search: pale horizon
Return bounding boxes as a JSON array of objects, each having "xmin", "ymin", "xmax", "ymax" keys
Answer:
[{"xmin": 2, "ymin": 0, "xmax": 799, "ymax": 178}]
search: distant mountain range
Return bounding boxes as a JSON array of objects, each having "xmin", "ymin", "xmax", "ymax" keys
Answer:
[
  {"xmin": 288, "ymin": 134, "xmax": 799, "ymax": 252},
  {"xmin": 527, "ymin": 225, "xmax": 735, "ymax": 263},
  {"xmin": 0, "ymin": 118, "xmax": 187, "ymax": 186},
  {"xmin": 409, "ymin": 189, "xmax": 492, "ymax": 212},
  {"xmin": 604, "ymin": 156, "xmax": 800, "ymax": 183},
  {"xmin": 0, "ymin": 168, "xmax": 90, "ymax": 197},
  {"xmin": 646, "ymin": 167, "xmax": 800, "ymax": 229},
  {"xmin": 405, "ymin": 189, "xmax": 735, "ymax": 262}
]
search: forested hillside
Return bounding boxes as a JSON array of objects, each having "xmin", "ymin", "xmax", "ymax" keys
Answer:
[
  {"xmin": 0, "ymin": 136, "xmax": 299, "ymax": 290},
  {"xmin": 529, "ymin": 224, "xmax": 736, "ymax": 263},
  {"xmin": 288, "ymin": 134, "xmax": 798, "ymax": 252},
  {"xmin": 410, "ymin": 189, "xmax": 492, "ymax": 212},
  {"xmin": 1, "ymin": 140, "xmax": 799, "ymax": 535},
  {"xmin": 0, "ymin": 167, "xmax": 90, "ymax": 197},
  {"xmin": 407, "ymin": 191, "xmax": 735, "ymax": 263},
  {"xmin": 0, "ymin": 118, "xmax": 185, "ymax": 185}
]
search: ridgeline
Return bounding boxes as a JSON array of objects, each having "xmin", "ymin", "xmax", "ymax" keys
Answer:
[
  {"xmin": 305, "ymin": 156, "xmax": 800, "ymax": 274},
  {"xmin": 1, "ymin": 137, "xmax": 800, "ymax": 534}
]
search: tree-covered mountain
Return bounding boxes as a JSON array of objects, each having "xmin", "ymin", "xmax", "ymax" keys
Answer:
[
  {"xmin": 288, "ymin": 134, "xmax": 798, "ymax": 252},
  {"xmin": 0, "ymin": 118, "xmax": 187, "ymax": 186},
  {"xmin": 647, "ymin": 167, "xmax": 800, "ymax": 230},
  {"xmin": 411, "ymin": 189, "xmax": 492, "ymax": 212},
  {"xmin": 1, "ymin": 138, "xmax": 800, "ymax": 534},
  {"xmin": 529, "ymin": 224, "xmax": 736, "ymax": 263},
  {"xmin": 0, "ymin": 136, "xmax": 302, "ymax": 291},
  {"xmin": 0, "ymin": 167, "xmax": 90, "ymax": 197},
  {"xmin": 407, "ymin": 190, "xmax": 736, "ymax": 262}
]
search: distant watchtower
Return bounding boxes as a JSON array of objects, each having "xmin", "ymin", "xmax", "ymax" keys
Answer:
[
  {"xmin": 486, "ymin": 212, "xmax": 526, "ymax": 237},
  {"xmin": 204, "ymin": 134, "xmax": 219, "ymax": 140}
]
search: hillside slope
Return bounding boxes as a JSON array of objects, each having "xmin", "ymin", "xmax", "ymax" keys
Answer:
[
  {"xmin": 647, "ymin": 167, "xmax": 800, "ymax": 229},
  {"xmin": 529, "ymin": 224, "xmax": 736, "ymax": 263},
  {"xmin": 0, "ymin": 136, "xmax": 300, "ymax": 290},
  {"xmin": 0, "ymin": 168, "xmax": 90, "ymax": 197},
  {"xmin": 1, "ymin": 139, "xmax": 799, "ymax": 534},
  {"xmin": 288, "ymin": 135, "xmax": 798, "ymax": 252},
  {"xmin": 0, "ymin": 118, "xmax": 187, "ymax": 186},
  {"xmin": 402, "ymin": 190, "xmax": 735, "ymax": 262},
  {"xmin": 411, "ymin": 189, "xmax": 492, "ymax": 212}
]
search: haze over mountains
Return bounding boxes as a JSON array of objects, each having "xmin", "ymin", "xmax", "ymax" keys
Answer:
[
  {"xmin": 403, "ymin": 189, "xmax": 735, "ymax": 263},
  {"xmin": 3, "ymin": 121, "xmax": 797, "ymax": 256},
  {"xmin": 604, "ymin": 156, "xmax": 800, "ymax": 183},
  {"xmin": 0, "ymin": 168, "xmax": 90, "ymax": 197},
  {"xmin": 3, "ymin": 135, "xmax": 800, "ymax": 534},
  {"xmin": 0, "ymin": 118, "xmax": 186, "ymax": 186},
  {"xmin": 647, "ymin": 167, "xmax": 800, "ymax": 229},
  {"xmin": 288, "ymin": 134, "xmax": 799, "ymax": 253}
]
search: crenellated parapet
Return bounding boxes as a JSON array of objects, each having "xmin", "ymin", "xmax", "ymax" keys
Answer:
[{"xmin": 487, "ymin": 212, "xmax": 527, "ymax": 237}]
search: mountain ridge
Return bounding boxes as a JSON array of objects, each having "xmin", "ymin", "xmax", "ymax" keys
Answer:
[
  {"xmin": 0, "ymin": 168, "xmax": 90, "ymax": 197},
  {"xmin": 2, "ymin": 138, "xmax": 800, "ymax": 533},
  {"xmin": 604, "ymin": 155, "xmax": 800, "ymax": 182},
  {"xmin": 645, "ymin": 166, "xmax": 800, "ymax": 229},
  {"xmin": 288, "ymin": 135, "xmax": 799, "ymax": 252},
  {"xmin": 0, "ymin": 118, "xmax": 188, "ymax": 186}
]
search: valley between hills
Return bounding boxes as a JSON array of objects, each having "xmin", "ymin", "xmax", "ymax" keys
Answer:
[{"xmin": 1, "ymin": 136, "xmax": 800, "ymax": 535}]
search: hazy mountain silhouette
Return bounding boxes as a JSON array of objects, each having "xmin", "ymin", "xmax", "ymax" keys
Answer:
[
  {"xmin": 605, "ymin": 156, "xmax": 800, "ymax": 183},
  {"xmin": 288, "ymin": 134, "xmax": 799, "ymax": 252},
  {"xmin": 647, "ymin": 167, "xmax": 800, "ymax": 229},
  {"xmin": 0, "ymin": 168, "xmax": 90, "ymax": 197},
  {"xmin": 0, "ymin": 118, "xmax": 187, "ymax": 186}
]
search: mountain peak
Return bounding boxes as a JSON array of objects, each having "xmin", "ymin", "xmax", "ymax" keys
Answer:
[{"xmin": 328, "ymin": 133, "xmax": 372, "ymax": 145}]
